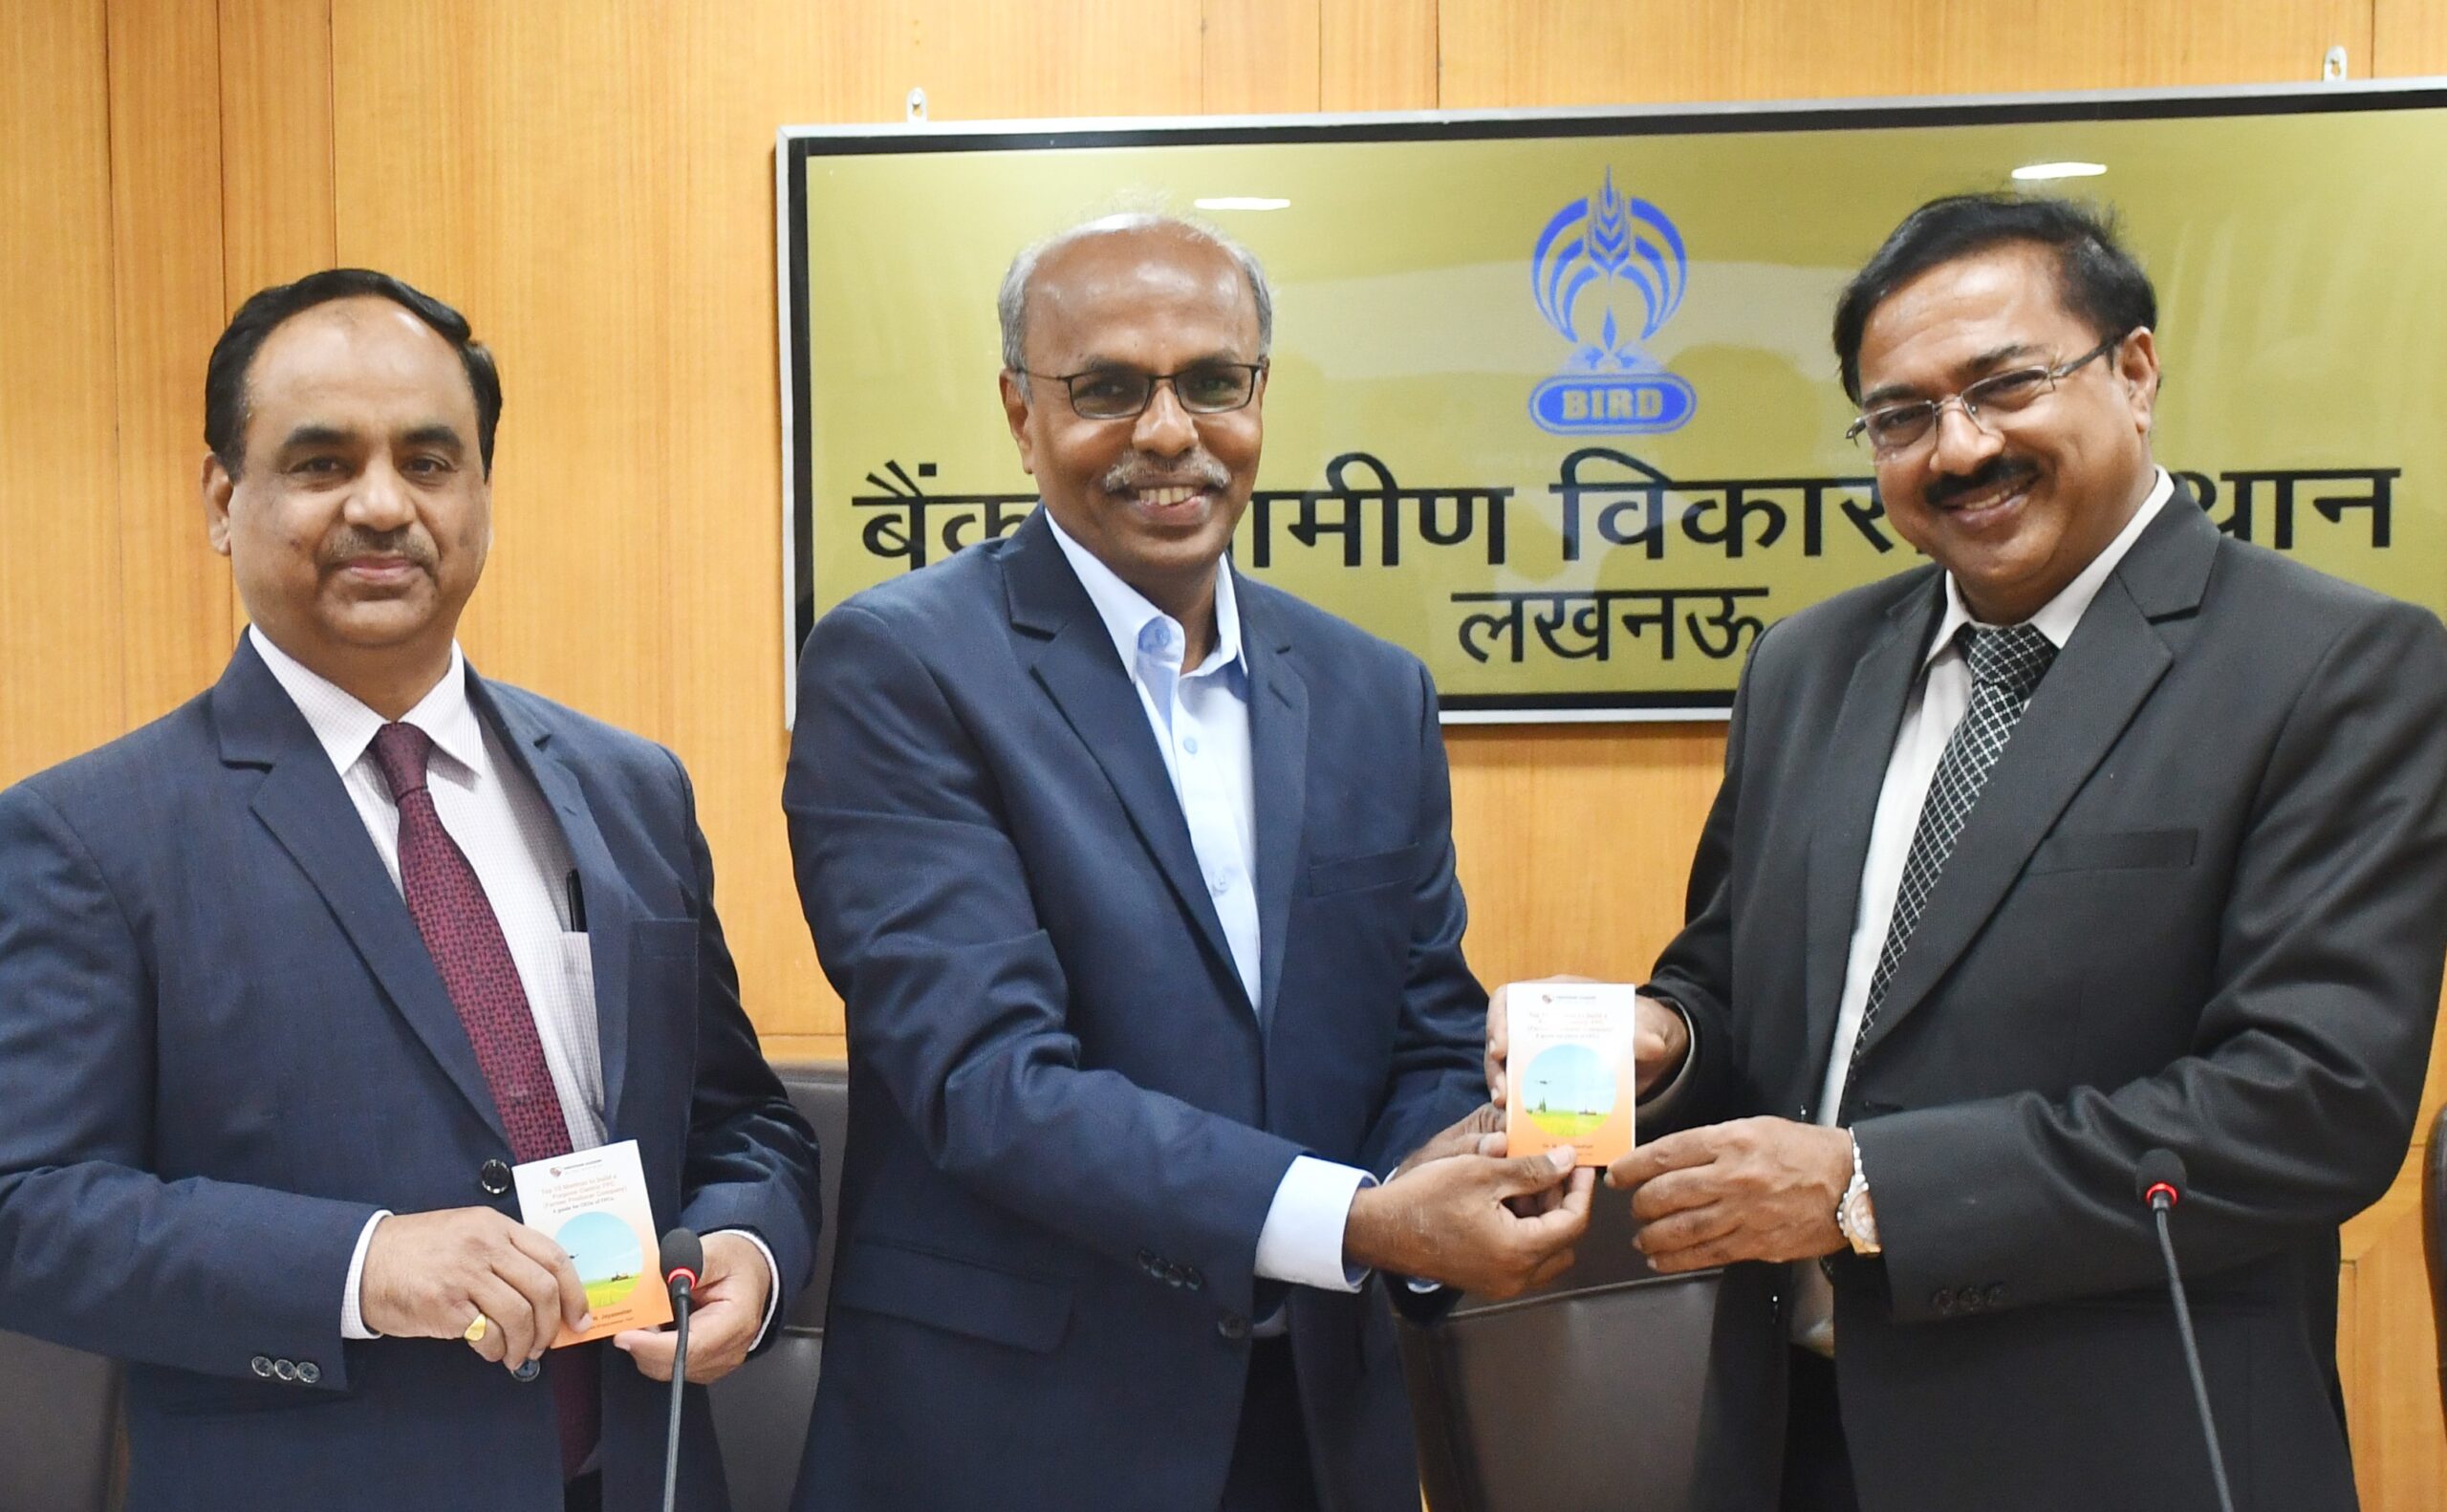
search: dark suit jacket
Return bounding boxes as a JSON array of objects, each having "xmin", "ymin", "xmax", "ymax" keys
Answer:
[
  {"xmin": 0, "ymin": 639, "xmax": 821, "ymax": 1512},
  {"xmin": 1647, "ymin": 489, "xmax": 2447, "ymax": 1509},
  {"xmin": 783, "ymin": 511, "xmax": 1485, "ymax": 1512}
]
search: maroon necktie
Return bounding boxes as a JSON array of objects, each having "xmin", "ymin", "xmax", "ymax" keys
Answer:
[{"xmin": 371, "ymin": 722, "xmax": 599, "ymax": 1479}]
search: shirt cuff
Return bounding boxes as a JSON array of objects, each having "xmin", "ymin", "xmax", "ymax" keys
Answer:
[
  {"xmin": 1253, "ymin": 1156, "xmax": 1372, "ymax": 1293},
  {"xmin": 339, "ymin": 1211, "xmax": 393, "ymax": 1340},
  {"xmin": 1635, "ymin": 994, "xmax": 1699, "ymax": 1118},
  {"xmin": 708, "ymin": 1228, "xmax": 784, "ymax": 1348}
]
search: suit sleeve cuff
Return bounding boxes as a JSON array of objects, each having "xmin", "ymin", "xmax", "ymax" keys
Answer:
[
  {"xmin": 1635, "ymin": 994, "xmax": 1700, "ymax": 1119},
  {"xmin": 709, "ymin": 1228, "xmax": 784, "ymax": 1348},
  {"xmin": 1253, "ymin": 1156, "xmax": 1372, "ymax": 1293},
  {"xmin": 339, "ymin": 1211, "xmax": 392, "ymax": 1341}
]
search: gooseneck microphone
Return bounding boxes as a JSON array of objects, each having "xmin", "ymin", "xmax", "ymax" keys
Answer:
[
  {"xmin": 659, "ymin": 1227, "xmax": 704, "ymax": 1512},
  {"xmin": 2134, "ymin": 1150, "xmax": 2236, "ymax": 1512}
]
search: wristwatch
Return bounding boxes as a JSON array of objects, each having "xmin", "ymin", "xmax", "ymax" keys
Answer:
[{"xmin": 1835, "ymin": 1134, "xmax": 1881, "ymax": 1256}]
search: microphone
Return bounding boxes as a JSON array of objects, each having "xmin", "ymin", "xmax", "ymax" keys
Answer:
[
  {"xmin": 2133, "ymin": 1150, "xmax": 2235, "ymax": 1512},
  {"xmin": 658, "ymin": 1228, "xmax": 704, "ymax": 1512}
]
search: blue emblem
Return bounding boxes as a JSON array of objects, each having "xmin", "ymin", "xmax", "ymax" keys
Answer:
[{"xmin": 1528, "ymin": 169, "xmax": 1696, "ymax": 435}]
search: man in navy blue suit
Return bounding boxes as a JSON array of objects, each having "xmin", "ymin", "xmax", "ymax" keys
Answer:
[
  {"xmin": 785, "ymin": 215, "xmax": 1599, "ymax": 1512},
  {"xmin": 0, "ymin": 270, "xmax": 819, "ymax": 1512}
]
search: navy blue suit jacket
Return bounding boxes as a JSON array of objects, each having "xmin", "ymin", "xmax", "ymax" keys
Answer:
[
  {"xmin": 0, "ymin": 639, "xmax": 820, "ymax": 1512},
  {"xmin": 784, "ymin": 511, "xmax": 1484, "ymax": 1512}
]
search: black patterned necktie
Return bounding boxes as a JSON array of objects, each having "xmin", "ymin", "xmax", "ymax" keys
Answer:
[{"xmin": 1845, "ymin": 622, "xmax": 2058, "ymax": 1084}]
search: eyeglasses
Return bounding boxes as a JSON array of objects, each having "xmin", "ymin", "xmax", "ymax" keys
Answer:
[
  {"xmin": 1020, "ymin": 361, "xmax": 1267, "ymax": 421},
  {"xmin": 1845, "ymin": 335, "xmax": 2125, "ymax": 456}
]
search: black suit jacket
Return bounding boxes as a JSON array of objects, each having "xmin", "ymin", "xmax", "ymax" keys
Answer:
[{"xmin": 1649, "ymin": 489, "xmax": 2447, "ymax": 1509}]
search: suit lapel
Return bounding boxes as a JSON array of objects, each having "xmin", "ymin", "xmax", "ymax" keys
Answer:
[
  {"xmin": 473, "ymin": 679, "xmax": 638, "ymax": 1134},
  {"xmin": 1004, "ymin": 514, "xmax": 1245, "ymax": 1001},
  {"xmin": 1852, "ymin": 494, "xmax": 2213, "ymax": 1060},
  {"xmin": 216, "ymin": 641, "xmax": 507, "ymax": 1144},
  {"xmin": 1803, "ymin": 577, "xmax": 1943, "ymax": 1076},
  {"xmin": 1241, "ymin": 578, "xmax": 1308, "ymax": 1030}
]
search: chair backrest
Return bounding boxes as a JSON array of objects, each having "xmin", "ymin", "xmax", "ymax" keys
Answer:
[
  {"xmin": 0, "ymin": 1327, "xmax": 121, "ymax": 1512},
  {"xmin": 2426, "ymin": 1102, "xmax": 2447, "ymax": 1439},
  {"xmin": 776, "ymin": 1059, "xmax": 850, "ymax": 1328},
  {"xmin": 1397, "ymin": 1188, "xmax": 1782, "ymax": 1512},
  {"xmin": 708, "ymin": 1058, "xmax": 849, "ymax": 1512}
]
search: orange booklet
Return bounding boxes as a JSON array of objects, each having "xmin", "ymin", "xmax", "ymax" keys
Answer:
[
  {"xmin": 513, "ymin": 1139, "xmax": 674, "ymax": 1347},
  {"xmin": 1504, "ymin": 983, "xmax": 1637, "ymax": 1168}
]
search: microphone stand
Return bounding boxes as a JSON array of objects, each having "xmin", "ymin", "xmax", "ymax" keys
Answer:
[
  {"xmin": 2145, "ymin": 1174, "xmax": 2236, "ymax": 1512},
  {"xmin": 661, "ymin": 1273, "xmax": 693, "ymax": 1512}
]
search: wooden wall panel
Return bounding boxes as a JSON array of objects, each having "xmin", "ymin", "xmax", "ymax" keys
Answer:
[
  {"xmin": 1439, "ymin": 0, "xmax": 2370, "ymax": 107},
  {"xmin": 1447, "ymin": 725, "xmax": 1722, "ymax": 991},
  {"xmin": 1322, "ymin": 0, "xmax": 1439, "ymax": 110},
  {"xmin": 329, "ymin": 0, "xmax": 676, "ymax": 739},
  {"xmin": 815, "ymin": 0, "xmax": 1204, "ymax": 123},
  {"xmin": 1204, "ymin": 0, "xmax": 1324, "ymax": 114},
  {"xmin": 106, "ymin": 0, "xmax": 233, "ymax": 725},
  {"xmin": 2339, "ymin": 1145, "xmax": 2447, "ymax": 1507},
  {"xmin": 657, "ymin": 0, "xmax": 870, "ymax": 1053},
  {"xmin": 219, "ymin": 0, "xmax": 338, "ymax": 646},
  {"xmin": 2374, "ymin": 0, "xmax": 2447, "ymax": 73},
  {"xmin": 219, "ymin": 0, "xmax": 338, "ymax": 296},
  {"xmin": 0, "ymin": 0, "xmax": 124, "ymax": 786}
]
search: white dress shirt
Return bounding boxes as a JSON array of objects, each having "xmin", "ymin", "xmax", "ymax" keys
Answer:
[
  {"xmin": 1791, "ymin": 467, "xmax": 2175, "ymax": 1352},
  {"xmin": 1045, "ymin": 518, "xmax": 1372, "ymax": 1310},
  {"xmin": 247, "ymin": 629, "xmax": 775, "ymax": 1343}
]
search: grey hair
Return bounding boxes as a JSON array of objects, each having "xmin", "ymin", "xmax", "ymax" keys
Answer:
[{"xmin": 997, "ymin": 212, "xmax": 1274, "ymax": 388}]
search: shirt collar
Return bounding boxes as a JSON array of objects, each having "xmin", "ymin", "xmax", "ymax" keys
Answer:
[
  {"xmin": 1926, "ymin": 465, "xmax": 2175, "ymax": 668},
  {"xmin": 1043, "ymin": 508, "xmax": 1246, "ymax": 680},
  {"xmin": 249, "ymin": 625, "xmax": 487, "ymax": 782}
]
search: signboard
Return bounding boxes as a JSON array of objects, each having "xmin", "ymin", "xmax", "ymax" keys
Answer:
[{"xmin": 780, "ymin": 82, "xmax": 2441, "ymax": 721}]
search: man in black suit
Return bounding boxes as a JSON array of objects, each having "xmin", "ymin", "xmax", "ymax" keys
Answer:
[{"xmin": 1569, "ymin": 195, "xmax": 2447, "ymax": 1509}]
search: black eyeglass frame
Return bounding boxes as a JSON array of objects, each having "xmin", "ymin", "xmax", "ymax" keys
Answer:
[
  {"xmin": 1845, "ymin": 334, "xmax": 2128, "ymax": 455},
  {"xmin": 1016, "ymin": 360, "xmax": 1268, "ymax": 421}
]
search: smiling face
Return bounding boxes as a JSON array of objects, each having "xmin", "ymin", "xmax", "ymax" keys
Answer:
[
  {"xmin": 999, "ymin": 224, "xmax": 1265, "ymax": 625},
  {"xmin": 204, "ymin": 296, "xmax": 490, "ymax": 703},
  {"xmin": 1855, "ymin": 241, "xmax": 2160, "ymax": 625}
]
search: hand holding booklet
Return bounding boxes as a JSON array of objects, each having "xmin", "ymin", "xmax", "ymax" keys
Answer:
[
  {"xmin": 1504, "ymin": 983, "xmax": 1638, "ymax": 1168},
  {"xmin": 512, "ymin": 1138, "xmax": 673, "ymax": 1347}
]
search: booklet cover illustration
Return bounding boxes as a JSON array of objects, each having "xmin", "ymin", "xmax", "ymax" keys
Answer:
[
  {"xmin": 1505, "ymin": 983, "xmax": 1637, "ymax": 1167},
  {"xmin": 512, "ymin": 1138, "xmax": 673, "ymax": 1346}
]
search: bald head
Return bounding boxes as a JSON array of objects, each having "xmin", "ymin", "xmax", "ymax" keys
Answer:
[{"xmin": 998, "ymin": 213, "xmax": 1272, "ymax": 379}]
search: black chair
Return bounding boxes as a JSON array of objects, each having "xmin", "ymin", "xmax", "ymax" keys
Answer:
[
  {"xmin": 708, "ymin": 1059, "xmax": 849, "ymax": 1512},
  {"xmin": 0, "ymin": 1327, "xmax": 121, "ymax": 1512},
  {"xmin": 1397, "ymin": 1188, "xmax": 1783, "ymax": 1512},
  {"xmin": 2425, "ymin": 1101, "xmax": 2447, "ymax": 1441}
]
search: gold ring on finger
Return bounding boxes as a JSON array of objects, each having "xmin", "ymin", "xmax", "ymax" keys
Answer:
[{"xmin": 463, "ymin": 1312, "xmax": 490, "ymax": 1344}]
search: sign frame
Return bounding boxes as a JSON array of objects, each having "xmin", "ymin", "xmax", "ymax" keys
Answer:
[{"xmin": 777, "ymin": 77, "xmax": 2447, "ymax": 724}]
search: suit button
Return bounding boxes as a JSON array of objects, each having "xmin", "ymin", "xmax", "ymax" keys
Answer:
[
  {"xmin": 1932, "ymin": 1289, "xmax": 1956, "ymax": 1315},
  {"xmin": 249, "ymin": 1355, "xmax": 274, "ymax": 1379},
  {"xmin": 272, "ymin": 1359, "xmax": 297, "ymax": 1382},
  {"xmin": 296, "ymin": 1362, "xmax": 321, "ymax": 1386},
  {"xmin": 512, "ymin": 1359, "xmax": 540, "ymax": 1383},
  {"xmin": 1183, "ymin": 1268, "xmax": 1205, "ymax": 1293},
  {"xmin": 1984, "ymin": 1285, "xmax": 2005, "ymax": 1308},
  {"xmin": 1217, "ymin": 1313, "xmax": 1249, "ymax": 1341},
  {"xmin": 479, "ymin": 1159, "xmax": 512, "ymax": 1197}
]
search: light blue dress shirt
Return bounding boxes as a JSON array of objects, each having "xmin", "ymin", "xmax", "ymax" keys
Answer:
[{"xmin": 1045, "ymin": 514, "xmax": 1371, "ymax": 1305}]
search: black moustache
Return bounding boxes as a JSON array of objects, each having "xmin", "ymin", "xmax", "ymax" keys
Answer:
[{"xmin": 1925, "ymin": 461, "xmax": 2037, "ymax": 508}]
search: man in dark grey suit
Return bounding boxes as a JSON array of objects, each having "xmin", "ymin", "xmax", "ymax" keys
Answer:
[{"xmin": 1566, "ymin": 195, "xmax": 2447, "ymax": 1509}]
